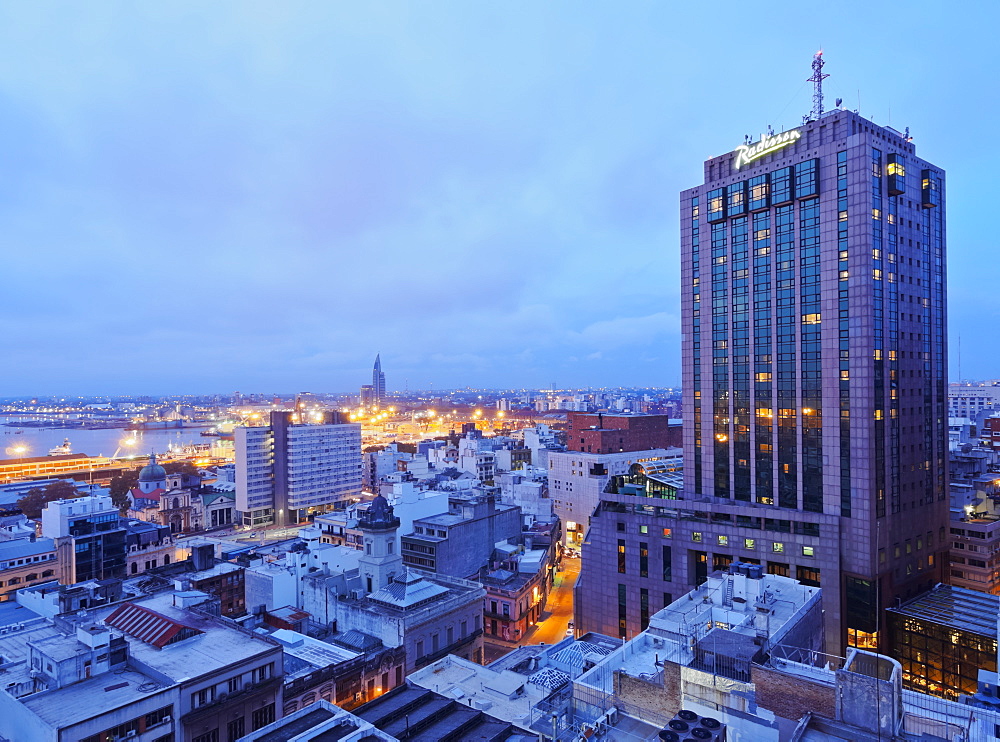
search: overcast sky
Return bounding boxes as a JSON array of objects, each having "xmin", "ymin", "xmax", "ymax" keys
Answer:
[{"xmin": 0, "ymin": 2, "xmax": 994, "ymax": 396}]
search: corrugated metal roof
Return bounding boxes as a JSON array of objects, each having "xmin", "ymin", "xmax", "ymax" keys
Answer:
[{"xmin": 104, "ymin": 602, "xmax": 203, "ymax": 648}]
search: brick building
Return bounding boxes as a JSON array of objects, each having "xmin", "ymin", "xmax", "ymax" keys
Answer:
[{"xmin": 566, "ymin": 413, "xmax": 681, "ymax": 454}]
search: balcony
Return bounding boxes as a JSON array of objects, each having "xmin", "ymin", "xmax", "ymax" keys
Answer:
[
  {"xmin": 414, "ymin": 629, "xmax": 483, "ymax": 669},
  {"xmin": 180, "ymin": 676, "xmax": 282, "ymax": 724}
]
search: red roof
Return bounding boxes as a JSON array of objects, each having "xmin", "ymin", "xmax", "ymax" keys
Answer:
[
  {"xmin": 104, "ymin": 602, "xmax": 202, "ymax": 648},
  {"xmin": 131, "ymin": 487, "xmax": 165, "ymax": 501}
]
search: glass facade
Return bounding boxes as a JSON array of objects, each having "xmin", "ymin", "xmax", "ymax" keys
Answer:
[{"xmin": 682, "ymin": 111, "xmax": 948, "ymax": 652}]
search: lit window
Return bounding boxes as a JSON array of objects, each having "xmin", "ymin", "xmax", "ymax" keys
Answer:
[
  {"xmin": 802, "ymin": 546, "xmax": 814, "ymax": 557},
  {"xmin": 801, "ymin": 313, "xmax": 821, "ymax": 325},
  {"xmin": 662, "ymin": 528, "xmax": 672, "ymax": 538},
  {"xmin": 692, "ymin": 532, "xmax": 703, "ymax": 543},
  {"xmin": 718, "ymin": 535, "xmax": 728, "ymax": 546},
  {"xmin": 744, "ymin": 538, "xmax": 756, "ymax": 550},
  {"xmin": 773, "ymin": 542, "xmax": 784, "ymax": 553},
  {"xmin": 640, "ymin": 526, "xmax": 648, "ymax": 534}
]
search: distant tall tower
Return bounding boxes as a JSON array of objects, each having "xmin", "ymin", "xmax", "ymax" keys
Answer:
[{"xmin": 373, "ymin": 354, "xmax": 386, "ymax": 404}]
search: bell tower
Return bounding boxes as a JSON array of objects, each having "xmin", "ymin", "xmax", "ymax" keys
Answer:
[{"xmin": 357, "ymin": 494, "xmax": 402, "ymax": 594}]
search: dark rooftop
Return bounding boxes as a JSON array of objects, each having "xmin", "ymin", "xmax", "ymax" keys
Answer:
[
  {"xmin": 353, "ymin": 683, "xmax": 521, "ymax": 741},
  {"xmin": 887, "ymin": 583, "xmax": 999, "ymax": 637},
  {"xmin": 254, "ymin": 707, "xmax": 336, "ymax": 742}
]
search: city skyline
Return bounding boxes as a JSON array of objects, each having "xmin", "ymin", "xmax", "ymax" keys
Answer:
[{"xmin": 1, "ymin": 3, "xmax": 994, "ymax": 395}]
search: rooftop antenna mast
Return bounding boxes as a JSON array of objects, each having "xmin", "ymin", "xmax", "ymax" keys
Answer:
[{"xmin": 807, "ymin": 50, "xmax": 829, "ymax": 120}]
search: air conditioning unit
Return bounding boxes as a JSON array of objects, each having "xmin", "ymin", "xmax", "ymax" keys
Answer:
[
  {"xmin": 125, "ymin": 731, "xmax": 137, "ymax": 739},
  {"xmin": 660, "ymin": 710, "xmax": 726, "ymax": 742},
  {"xmin": 162, "ymin": 715, "xmax": 171, "ymax": 723}
]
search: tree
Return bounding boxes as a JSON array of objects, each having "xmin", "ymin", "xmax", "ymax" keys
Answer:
[
  {"xmin": 163, "ymin": 461, "xmax": 199, "ymax": 477},
  {"xmin": 17, "ymin": 480, "xmax": 83, "ymax": 519},
  {"xmin": 109, "ymin": 469, "xmax": 140, "ymax": 513}
]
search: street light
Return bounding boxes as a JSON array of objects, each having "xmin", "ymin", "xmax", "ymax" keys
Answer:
[{"xmin": 6, "ymin": 444, "xmax": 28, "ymax": 459}]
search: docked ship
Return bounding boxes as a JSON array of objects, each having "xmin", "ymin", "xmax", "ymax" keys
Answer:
[{"xmin": 48, "ymin": 438, "xmax": 72, "ymax": 456}]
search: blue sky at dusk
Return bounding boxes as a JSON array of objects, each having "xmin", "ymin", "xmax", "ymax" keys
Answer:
[{"xmin": 0, "ymin": 2, "xmax": 993, "ymax": 395}]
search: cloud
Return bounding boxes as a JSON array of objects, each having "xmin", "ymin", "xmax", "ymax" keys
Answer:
[{"xmin": 569, "ymin": 313, "xmax": 679, "ymax": 350}]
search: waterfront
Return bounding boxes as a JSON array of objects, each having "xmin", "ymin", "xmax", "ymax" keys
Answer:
[{"xmin": 0, "ymin": 415, "xmax": 213, "ymax": 459}]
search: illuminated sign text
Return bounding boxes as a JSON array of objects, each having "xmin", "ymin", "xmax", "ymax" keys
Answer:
[{"xmin": 733, "ymin": 129, "xmax": 801, "ymax": 169}]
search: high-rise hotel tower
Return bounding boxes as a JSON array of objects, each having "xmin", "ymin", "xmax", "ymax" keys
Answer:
[{"xmin": 680, "ymin": 89, "xmax": 947, "ymax": 650}]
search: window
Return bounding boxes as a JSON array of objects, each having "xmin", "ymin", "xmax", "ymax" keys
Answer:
[
  {"xmin": 251, "ymin": 703, "xmax": 276, "ymax": 731},
  {"xmin": 662, "ymin": 528, "xmax": 672, "ymax": 538},
  {"xmin": 227, "ymin": 718, "xmax": 245, "ymax": 742},
  {"xmin": 692, "ymin": 532, "xmax": 703, "ymax": 543},
  {"xmin": 251, "ymin": 663, "xmax": 273, "ymax": 684},
  {"xmin": 796, "ymin": 565, "xmax": 821, "ymax": 587},
  {"xmin": 744, "ymin": 538, "xmax": 756, "ymax": 550},
  {"xmin": 772, "ymin": 542, "xmax": 784, "ymax": 553},
  {"xmin": 193, "ymin": 687, "xmax": 216, "ymax": 708},
  {"xmin": 617, "ymin": 540, "xmax": 626, "ymax": 574},
  {"xmin": 193, "ymin": 731, "xmax": 219, "ymax": 742},
  {"xmin": 618, "ymin": 584, "xmax": 628, "ymax": 639},
  {"xmin": 717, "ymin": 535, "xmax": 729, "ymax": 546},
  {"xmin": 228, "ymin": 676, "xmax": 242, "ymax": 694},
  {"xmin": 106, "ymin": 719, "xmax": 141, "ymax": 739},
  {"xmin": 146, "ymin": 706, "xmax": 173, "ymax": 728},
  {"xmin": 802, "ymin": 545, "xmax": 815, "ymax": 557}
]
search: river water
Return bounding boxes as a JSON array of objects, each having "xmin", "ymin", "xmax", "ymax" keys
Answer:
[{"xmin": 0, "ymin": 415, "xmax": 215, "ymax": 459}]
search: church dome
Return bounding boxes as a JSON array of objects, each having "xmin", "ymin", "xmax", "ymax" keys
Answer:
[{"xmin": 138, "ymin": 453, "xmax": 167, "ymax": 483}]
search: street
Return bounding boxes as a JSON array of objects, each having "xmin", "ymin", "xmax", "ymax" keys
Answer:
[
  {"xmin": 529, "ymin": 555, "xmax": 581, "ymax": 645},
  {"xmin": 483, "ymin": 555, "xmax": 581, "ymax": 663}
]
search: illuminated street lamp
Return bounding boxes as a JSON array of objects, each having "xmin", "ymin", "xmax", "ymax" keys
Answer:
[{"xmin": 6, "ymin": 444, "xmax": 28, "ymax": 459}]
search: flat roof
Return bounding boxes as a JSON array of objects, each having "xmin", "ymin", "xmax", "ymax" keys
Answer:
[
  {"xmin": 270, "ymin": 629, "xmax": 360, "ymax": 671},
  {"xmin": 20, "ymin": 665, "xmax": 172, "ymax": 729},
  {"xmin": 408, "ymin": 655, "xmax": 546, "ymax": 725},
  {"xmin": 0, "ymin": 538, "xmax": 55, "ymax": 559},
  {"xmin": 888, "ymin": 584, "xmax": 999, "ymax": 637},
  {"xmin": 649, "ymin": 570, "xmax": 818, "ymax": 643}
]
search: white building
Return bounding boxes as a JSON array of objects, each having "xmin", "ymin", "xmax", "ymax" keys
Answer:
[
  {"xmin": 236, "ymin": 410, "xmax": 362, "ymax": 528},
  {"xmin": 0, "ymin": 590, "xmax": 282, "ymax": 742},
  {"xmin": 548, "ymin": 447, "xmax": 681, "ymax": 544},
  {"xmin": 949, "ymin": 382, "xmax": 1000, "ymax": 419},
  {"xmin": 497, "ymin": 468, "xmax": 552, "ymax": 521}
]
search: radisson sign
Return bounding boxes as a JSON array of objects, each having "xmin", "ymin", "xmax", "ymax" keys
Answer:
[{"xmin": 733, "ymin": 129, "xmax": 801, "ymax": 170}]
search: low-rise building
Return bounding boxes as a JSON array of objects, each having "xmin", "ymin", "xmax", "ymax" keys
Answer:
[
  {"xmin": 352, "ymin": 683, "xmax": 527, "ymax": 740},
  {"xmin": 548, "ymin": 447, "xmax": 681, "ymax": 546},
  {"xmin": 0, "ymin": 537, "xmax": 59, "ymax": 601},
  {"xmin": 566, "ymin": 412, "xmax": 682, "ymax": 454},
  {"xmin": 400, "ymin": 492, "xmax": 521, "ymax": 578},
  {"xmin": 949, "ymin": 518, "xmax": 1000, "ymax": 593},
  {"xmin": 124, "ymin": 519, "xmax": 179, "ymax": 577},
  {"xmin": 236, "ymin": 699, "xmax": 394, "ymax": 742},
  {"xmin": 886, "ymin": 583, "xmax": 998, "ymax": 700},
  {"xmin": 0, "ymin": 590, "xmax": 283, "ymax": 742},
  {"xmin": 480, "ymin": 545, "xmax": 551, "ymax": 646},
  {"xmin": 41, "ymin": 495, "xmax": 127, "ymax": 585}
]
